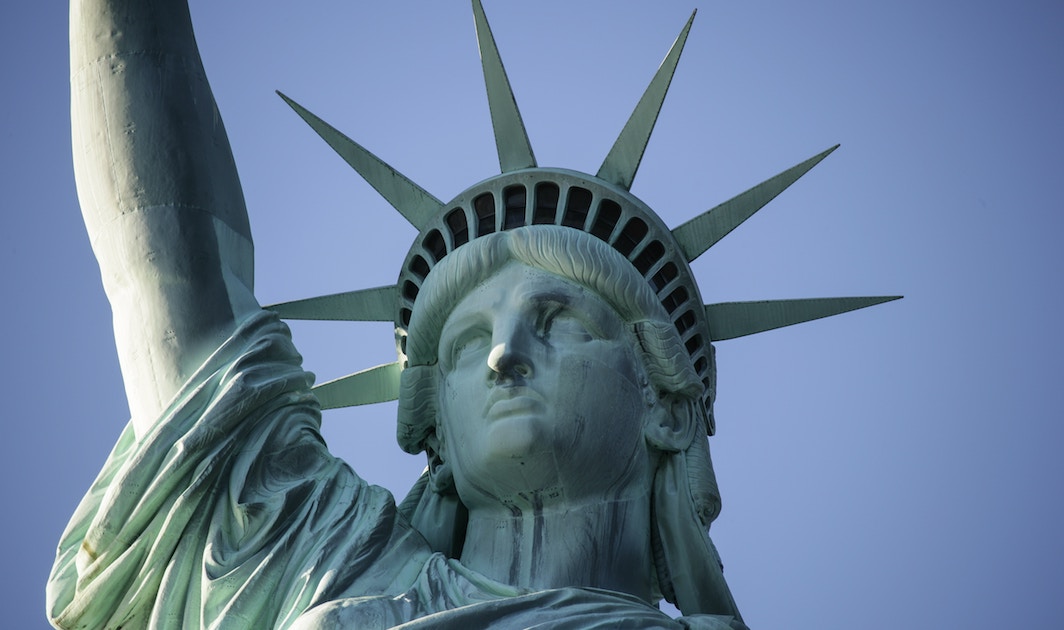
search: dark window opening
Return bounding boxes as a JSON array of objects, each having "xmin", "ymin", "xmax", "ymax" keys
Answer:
[
  {"xmin": 589, "ymin": 199, "xmax": 621, "ymax": 241},
  {"xmin": 613, "ymin": 217, "xmax": 648, "ymax": 257},
  {"xmin": 675, "ymin": 309, "xmax": 696, "ymax": 334},
  {"xmin": 409, "ymin": 255, "xmax": 430, "ymax": 280},
  {"xmin": 650, "ymin": 262, "xmax": 678, "ymax": 292},
  {"xmin": 562, "ymin": 187, "xmax": 592, "ymax": 229},
  {"xmin": 662, "ymin": 286, "xmax": 689, "ymax": 314},
  {"xmin": 694, "ymin": 357, "xmax": 708, "ymax": 373},
  {"xmin": 400, "ymin": 308, "xmax": 412, "ymax": 327},
  {"xmin": 423, "ymin": 229, "xmax": 446, "ymax": 262},
  {"xmin": 474, "ymin": 193, "xmax": 496, "ymax": 237},
  {"xmin": 445, "ymin": 208, "xmax": 469, "ymax": 248},
  {"xmin": 533, "ymin": 182, "xmax": 560, "ymax": 224},
  {"xmin": 684, "ymin": 334, "xmax": 703, "ymax": 354},
  {"xmin": 503, "ymin": 185, "xmax": 527, "ymax": 230},
  {"xmin": 402, "ymin": 280, "xmax": 419, "ymax": 301},
  {"xmin": 632, "ymin": 240, "xmax": 664, "ymax": 274}
]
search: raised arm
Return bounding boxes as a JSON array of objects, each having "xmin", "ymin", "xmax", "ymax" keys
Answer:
[{"xmin": 71, "ymin": 0, "xmax": 259, "ymax": 436}]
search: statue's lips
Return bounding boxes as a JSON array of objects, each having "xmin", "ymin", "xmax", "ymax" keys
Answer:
[{"xmin": 485, "ymin": 388, "xmax": 545, "ymax": 420}]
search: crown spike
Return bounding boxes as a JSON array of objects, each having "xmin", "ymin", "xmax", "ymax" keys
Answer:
[
  {"xmin": 277, "ymin": 91, "xmax": 443, "ymax": 230},
  {"xmin": 472, "ymin": 0, "xmax": 537, "ymax": 172},
  {"xmin": 705, "ymin": 296, "xmax": 901, "ymax": 341},
  {"xmin": 673, "ymin": 145, "xmax": 839, "ymax": 263},
  {"xmin": 596, "ymin": 10, "xmax": 696, "ymax": 190},
  {"xmin": 314, "ymin": 362, "xmax": 403, "ymax": 409},
  {"xmin": 265, "ymin": 285, "xmax": 397, "ymax": 321}
]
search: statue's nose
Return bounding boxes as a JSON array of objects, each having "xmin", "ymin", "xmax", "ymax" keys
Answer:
[{"xmin": 487, "ymin": 323, "xmax": 534, "ymax": 383}]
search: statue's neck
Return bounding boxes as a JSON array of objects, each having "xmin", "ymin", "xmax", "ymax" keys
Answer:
[{"xmin": 459, "ymin": 492, "xmax": 657, "ymax": 603}]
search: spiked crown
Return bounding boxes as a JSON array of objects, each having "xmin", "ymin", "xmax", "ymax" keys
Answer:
[{"xmin": 266, "ymin": 1, "xmax": 899, "ymax": 432}]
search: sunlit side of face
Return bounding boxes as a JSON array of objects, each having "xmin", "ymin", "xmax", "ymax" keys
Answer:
[{"xmin": 436, "ymin": 262, "xmax": 654, "ymax": 512}]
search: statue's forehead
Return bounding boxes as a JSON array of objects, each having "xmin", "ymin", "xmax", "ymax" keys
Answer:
[{"xmin": 442, "ymin": 262, "xmax": 615, "ymax": 325}]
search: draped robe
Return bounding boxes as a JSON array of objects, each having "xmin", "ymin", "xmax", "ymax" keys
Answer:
[{"xmin": 47, "ymin": 311, "xmax": 739, "ymax": 629}]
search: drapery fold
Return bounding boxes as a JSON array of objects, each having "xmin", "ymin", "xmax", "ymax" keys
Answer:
[{"xmin": 48, "ymin": 312, "xmax": 429, "ymax": 629}]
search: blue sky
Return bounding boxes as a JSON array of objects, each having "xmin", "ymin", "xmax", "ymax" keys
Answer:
[{"xmin": 3, "ymin": 1, "xmax": 1062, "ymax": 628}]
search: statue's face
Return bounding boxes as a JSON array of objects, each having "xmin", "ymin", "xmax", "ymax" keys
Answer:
[{"xmin": 436, "ymin": 262, "xmax": 653, "ymax": 510}]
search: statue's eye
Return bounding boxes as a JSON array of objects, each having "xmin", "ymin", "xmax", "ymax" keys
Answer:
[
  {"xmin": 448, "ymin": 329, "xmax": 489, "ymax": 367},
  {"xmin": 540, "ymin": 306, "xmax": 594, "ymax": 344}
]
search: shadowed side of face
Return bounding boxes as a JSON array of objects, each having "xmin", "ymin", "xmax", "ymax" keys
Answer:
[{"xmin": 436, "ymin": 262, "xmax": 655, "ymax": 511}]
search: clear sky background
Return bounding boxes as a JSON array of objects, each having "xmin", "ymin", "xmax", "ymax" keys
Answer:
[{"xmin": 2, "ymin": 1, "xmax": 1062, "ymax": 628}]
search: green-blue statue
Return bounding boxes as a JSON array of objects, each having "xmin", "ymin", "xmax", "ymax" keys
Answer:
[{"xmin": 48, "ymin": 1, "xmax": 897, "ymax": 628}]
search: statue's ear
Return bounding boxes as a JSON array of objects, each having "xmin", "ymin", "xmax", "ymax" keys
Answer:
[
  {"xmin": 644, "ymin": 394, "xmax": 699, "ymax": 453},
  {"xmin": 425, "ymin": 431, "xmax": 455, "ymax": 494}
]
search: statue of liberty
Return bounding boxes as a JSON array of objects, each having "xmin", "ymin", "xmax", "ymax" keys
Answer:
[{"xmin": 48, "ymin": 0, "xmax": 897, "ymax": 627}]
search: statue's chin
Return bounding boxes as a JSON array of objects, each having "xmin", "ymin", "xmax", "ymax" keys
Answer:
[
  {"xmin": 487, "ymin": 413, "xmax": 544, "ymax": 451},
  {"xmin": 478, "ymin": 416, "xmax": 553, "ymax": 468},
  {"xmin": 452, "ymin": 418, "xmax": 574, "ymax": 505}
]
